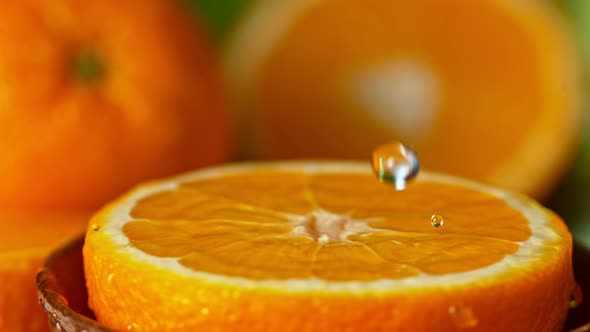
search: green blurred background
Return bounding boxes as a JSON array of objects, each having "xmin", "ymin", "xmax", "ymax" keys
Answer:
[{"xmin": 545, "ymin": 0, "xmax": 590, "ymax": 246}]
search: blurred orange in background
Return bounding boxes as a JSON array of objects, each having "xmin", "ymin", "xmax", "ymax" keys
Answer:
[
  {"xmin": 0, "ymin": 0, "xmax": 233, "ymax": 210},
  {"xmin": 223, "ymin": 0, "xmax": 581, "ymax": 200}
]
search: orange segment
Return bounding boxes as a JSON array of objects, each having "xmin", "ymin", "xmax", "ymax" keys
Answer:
[
  {"xmin": 84, "ymin": 162, "xmax": 575, "ymax": 332},
  {"xmin": 224, "ymin": 0, "xmax": 580, "ymax": 199},
  {"xmin": 125, "ymin": 171, "xmax": 530, "ymax": 280}
]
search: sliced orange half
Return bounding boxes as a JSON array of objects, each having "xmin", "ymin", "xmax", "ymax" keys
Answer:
[
  {"xmin": 223, "ymin": 0, "xmax": 581, "ymax": 199},
  {"xmin": 83, "ymin": 162, "xmax": 575, "ymax": 332}
]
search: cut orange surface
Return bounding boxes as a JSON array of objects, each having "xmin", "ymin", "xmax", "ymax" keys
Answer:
[
  {"xmin": 223, "ymin": 0, "xmax": 581, "ymax": 199},
  {"xmin": 0, "ymin": 209, "xmax": 89, "ymax": 332},
  {"xmin": 84, "ymin": 162, "xmax": 575, "ymax": 332}
]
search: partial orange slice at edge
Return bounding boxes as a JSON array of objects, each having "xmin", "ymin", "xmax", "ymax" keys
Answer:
[{"xmin": 0, "ymin": 209, "xmax": 89, "ymax": 332}]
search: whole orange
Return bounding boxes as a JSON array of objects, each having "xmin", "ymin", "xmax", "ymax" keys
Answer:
[{"xmin": 0, "ymin": 0, "xmax": 233, "ymax": 209}]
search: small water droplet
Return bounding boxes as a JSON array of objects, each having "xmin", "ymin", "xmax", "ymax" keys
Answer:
[
  {"xmin": 431, "ymin": 214, "xmax": 444, "ymax": 228},
  {"xmin": 570, "ymin": 282, "xmax": 583, "ymax": 309},
  {"xmin": 449, "ymin": 305, "xmax": 478, "ymax": 328},
  {"xmin": 107, "ymin": 273, "xmax": 114, "ymax": 284},
  {"xmin": 200, "ymin": 307, "xmax": 210, "ymax": 316},
  {"xmin": 91, "ymin": 224, "xmax": 100, "ymax": 231},
  {"xmin": 372, "ymin": 141, "xmax": 419, "ymax": 190}
]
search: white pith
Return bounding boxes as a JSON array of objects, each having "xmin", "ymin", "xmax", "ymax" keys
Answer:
[{"xmin": 96, "ymin": 161, "xmax": 563, "ymax": 294}]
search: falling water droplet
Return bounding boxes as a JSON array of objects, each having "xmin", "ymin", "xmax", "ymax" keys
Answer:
[
  {"xmin": 372, "ymin": 141, "xmax": 420, "ymax": 190},
  {"xmin": 570, "ymin": 282, "xmax": 583, "ymax": 309},
  {"xmin": 449, "ymin": 305, "xmax": 478, "ymax": 328},
  {"xmin": 91, "ymin": 224, "xmax": 100, "ymax": 231},
  {"xmin": 431, "ymin": 214, "xmax": 444, "ymax": 228}
]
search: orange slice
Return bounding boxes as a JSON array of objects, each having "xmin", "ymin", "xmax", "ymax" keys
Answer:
[
  {"xmin": 84, "ymin": 162, "xmax": 575, "ymax": 332},
  {"xmin": 0, "ymin": 209, "xmax": 89, "ymax": 332},
  {"xmin": 223, "ymin": 0, "xmax": 581, "ymax": 199}
]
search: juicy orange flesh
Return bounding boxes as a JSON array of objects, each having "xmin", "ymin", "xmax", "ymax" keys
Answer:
[
  {"xmin": 258, "ymin": 0, "xmax": 542, "ymax": 176},
  {"xmin": 124, "ymin": 171, "xmax": 530, "ymax": 280}
]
